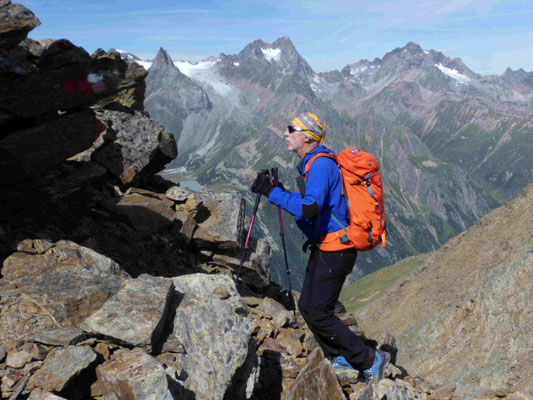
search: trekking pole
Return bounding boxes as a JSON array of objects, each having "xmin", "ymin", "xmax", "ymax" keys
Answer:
[
  {"xmin": 235, "ymin": 192, "xmax": 262, "ymax": 282},
  {"xmin": 270, "ymin": 168, "xmax": 297, "ymax": 319}
]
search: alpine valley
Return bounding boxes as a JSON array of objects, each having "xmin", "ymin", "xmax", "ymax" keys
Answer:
[{"xmin": 134, "ymin": 38, "xmax": 533, "ymax": 288}]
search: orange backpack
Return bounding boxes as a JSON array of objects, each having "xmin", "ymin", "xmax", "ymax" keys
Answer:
[{"xmin": 304, "ymin": 148, "xmax": 386, "ymax": 252}]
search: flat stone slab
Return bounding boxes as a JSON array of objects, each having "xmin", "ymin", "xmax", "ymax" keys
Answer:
[
  {"xmin": 27, "ymin": 328, "xmax": 86, "ymax": 346},
  {"xmin": 27, "ymin": 345, "xmax": 97, "ymax": 392},
  {"xmin": 96, "ymin": 348, "xmax": 176, "ymax": 399},
  {"xmin": 81, "ymin": 274, "xmax": 174, "ymax": 352}
]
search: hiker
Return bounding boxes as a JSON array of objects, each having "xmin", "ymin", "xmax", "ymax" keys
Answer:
[{"xmin": 251, "ymin": 112, "xmax": 390, "ymax": 383}]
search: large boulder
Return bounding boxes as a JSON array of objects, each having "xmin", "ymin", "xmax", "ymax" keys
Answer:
[
  {"xmin": 0, "ymin": 240, "xmax": 129, "ymax": 350},
  {"xmin": 92, "ymin": 109, "xmax": 177, "ymax": 184},
  {"xmin": 27, "ymin": 345, "xmax": 97, "ymax": 392},
  {"xmin": 96, "ymin": 348, "xmax": 181, "ymax": 400},
  {"xmin": 0, "ymin": 0, "xmax": 40, "ymax": 49},
  {"xmin": 0, "ymin": 109, "xmax": 107, "ymax": 182},
  {"xmin": 191, "ymin": 191, "xmax": 246, "ymax": 250},
  {"xmin": 163, "ymin": 274, "xmax": 252, "ymax": 400},
  {"xmin": 0, "ymin": 41, "xmax": 144, "ymax": 120},
  {"xmin": 81, "ymin": 274, "xmax": 174, "ymax": 353}
]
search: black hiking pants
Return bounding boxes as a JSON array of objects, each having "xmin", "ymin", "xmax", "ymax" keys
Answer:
[{"xmin": 298, "ymin": 247, "xmax": 375, "ymax": 370}]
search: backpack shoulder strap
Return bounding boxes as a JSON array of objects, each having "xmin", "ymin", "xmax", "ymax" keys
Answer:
[{"xmin": 303, "ymin": 152, "xmax": 336, "ymax": 176}]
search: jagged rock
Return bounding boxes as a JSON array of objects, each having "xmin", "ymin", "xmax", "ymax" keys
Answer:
[
  {"xmin": 191, "ymin": 191, "xmax": 245, "ymax": 250},
  {"xmin": 81, "ymin": 274, "xmax": 174, "ymax": 352},
  {"xmin": 26, "ymin": 327, "xmax": 86, "ymax": 347},
  {"xmin": 96, "ymin": 348, "xmax": 180, "ymax": 400},
  {"xmin": 207, "ymin": 237, "xmax": 272, "ymax": 289},
  {"xmin": 0, "ymin": 45, "xmax": 141, "ymax": 120},
  {"xmin": 27, "ymin": 345, "xmax": 97, "ymax": 392},
  {"xmin": 0, "ymin": 0, "xmax": 40, "ymax": 49},
  {"xmin": 350, "ymin": 378, "xmax": 428, "ymax": 399},
  {"xmin": 1, "ymin": 369, "xmax": 24, "ymax": 392},
  {"xmin": 0, "ymin": 109, "xmax": 107, "ymax": 183},
  {"xmin": 284, "ymin": 347, "xmax": 345, "ymax": 400},
  {"xmin": 38, "ymin": 39, "xmax": 90, "ymax": 70},
  {"xmin": 275, "ymin": 330, "xmax": 304, "ymax": 357},
  {"xmin": 164, "ymin": 274, "xmax": 252, "ymax": 400},
  {"xmin": 0, "ymin": 347, "xmax": 5, "ymax": 362},
  {"xmin": 94, "ymin": 342, "xmax": 110, "ymax": 361},
  {"xmin": 28, "ymin": 389, "xmax": 66, "ymax": 400},
  {"xmin": 5, "ymin": 349, "xmax": 32, "ymax": 368},
  {"xmin": 96, "ymin": 55, "xmax": 147, "ymax": 111},
  {"xmin": 256, "ymin": 297, "xmax": 290, "ymax": 329},
  {"xmin": 19, "ymin": 37, "xmax": 53, "ymax": 57},
  {"xmin": 259, "ymin": 337, "xmax": 287, "ymax": 355},
  {"xmin": 166, "ymin": 186, "xmax": 190, "ymax": 202},
  {"xmin": 29, "ymin": 344, "xmax": 48, "ymax": 361},
  {"xmin": 105, "ymin": 188, "xmax": 176, "ymax": 234},
  {"xmin": 0, "ymin": 241, "xmax": 129, "ymax": 351},
  {"xmin": 92, "ymin": 109, "xmax": 177, "ymax": 184},
  {"xmin": 16, "ymin": 239, "xmax": 54, "ymax": 254}
]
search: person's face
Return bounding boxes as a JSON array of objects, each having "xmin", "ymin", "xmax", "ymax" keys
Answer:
[{"xmin": 284, "ymin": 125, "xmax": 306, "ymax": 153}]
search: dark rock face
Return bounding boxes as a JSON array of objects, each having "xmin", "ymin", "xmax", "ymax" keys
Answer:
[{"xmin": 92, "ymin": 109, "xmax": 177, "ymax": 184}]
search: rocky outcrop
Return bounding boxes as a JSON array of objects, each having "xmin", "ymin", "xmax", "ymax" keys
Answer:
[
  {"xmin": 0, "ymin": 240, "xmax": 129, "ymax": 350},
  {"xmin": 166, "ymin": 274, "xmax": 251, "ymax": 400},
  {"xmin": 0, "ymin": 0, "xmax": 177, "ymax": 256}
]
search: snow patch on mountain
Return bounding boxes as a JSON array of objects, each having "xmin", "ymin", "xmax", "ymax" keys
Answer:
[
  {"xmin": 261, "ymin": 47, "xmax": 281, "ymax": 62},
  {"xmin": 174, "ymin": 60, "xmax": 234, "ymax": 96},
  {"xmin": 435, "ymin": 63, "xmax": 471, "ymax": 84},
  {"xmin": 350, "ymin": 65, "xmax": 368, "ymax": 76},
  {"xmin": 137, "ymin": 61, "xmax": 153, "ymax": 70}
]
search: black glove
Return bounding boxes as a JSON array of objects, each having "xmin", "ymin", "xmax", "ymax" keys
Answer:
[
  {"xmin": 270, "ymin": 169, "xmax": 286, "ymax": 191},
  {"xmin": 251, "ymin": 170, "xmax": 275, "ymax": 196},
  {"xmin": 270, "ymin": 168, "xmax": 286, "ymax": 191}
]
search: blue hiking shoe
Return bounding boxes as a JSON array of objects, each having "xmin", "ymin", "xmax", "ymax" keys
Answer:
[
  {"xmin": 331, "ymin": 355, "xmax": 355, "ymax": 370},
  {"xmin": 362, "ymin": 350, "xmax": 390, "ymax": 384}
]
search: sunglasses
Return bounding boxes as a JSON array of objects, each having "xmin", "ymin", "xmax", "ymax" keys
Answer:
[{"xmin": 287, "ymin": 125, "xmax": 310, "ymax": 133}]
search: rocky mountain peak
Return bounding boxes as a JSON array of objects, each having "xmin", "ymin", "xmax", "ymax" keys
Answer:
[
  {"xmin": 502, "ymin": 66, "xmax": 533, "ymax": 84},
  {"xmin": 237, "ymin": 36, "xmax": 315, "ymax": 80},
  {"xmin": 152, "ymin": 47, "xmax": 175, "ymax": 69}
]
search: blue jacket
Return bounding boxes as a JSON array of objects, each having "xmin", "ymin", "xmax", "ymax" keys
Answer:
[{"xmin": 268, "ymin": 145, "xmax": 348, "ymax": 240}]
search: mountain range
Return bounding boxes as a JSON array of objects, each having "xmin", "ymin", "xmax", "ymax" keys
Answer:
[{"xmin": 127, "ymin": 38, "xmax": 533, "ymax": 288}]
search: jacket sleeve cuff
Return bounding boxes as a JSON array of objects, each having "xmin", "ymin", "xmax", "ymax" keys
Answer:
[{"xmin": 268, "ymin": 186, "xmax": 284, "ymax": 203}]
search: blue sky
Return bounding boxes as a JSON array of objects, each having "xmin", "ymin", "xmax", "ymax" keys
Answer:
[{"xmin": 17, "ymin": 0, "xmax": 533, "ymax": 75}]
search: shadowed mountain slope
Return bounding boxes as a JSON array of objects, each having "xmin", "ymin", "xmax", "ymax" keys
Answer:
[{"xmin": 343, "ymin": 183, "xmax": 533, "ymax": 398}]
